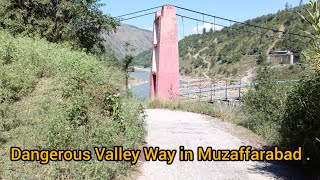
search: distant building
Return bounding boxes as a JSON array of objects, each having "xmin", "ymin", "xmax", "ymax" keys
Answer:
[{"xmin": 267, "ymin": 50, "xmax": 300, "ymax": 64}]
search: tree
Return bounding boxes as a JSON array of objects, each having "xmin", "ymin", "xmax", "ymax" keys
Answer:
[
  {"xmin": 243, "ymin": 66, "xmax": 288, "ymax": 144},
  {"xmin": 257, "ymin": 53, "xmax": 267, "ymax": 65},
  {"xmin": 209, "ymin": 28, "xmax": 214, "ymax": 35},
  {"xmin": 285, "ymin": 2, "xmax": 290, "ymax": 9},
  {"xmin": 122, "ymin": 55, "xmax": 134, "ymax": 90},
  {"xmin": 0, "ymin": 0, "xmax": 119, "ymax": 54},
  {"xmin": 202, "ymin": 28, "xmax": 207, "ymax": 35},
  {"xmin": 122, "ymin": 42, "xmax": 135, "ymax": 90},
  {"xmin": 300, "ymin": 0, "xmax": 304, "ymax": 6}
]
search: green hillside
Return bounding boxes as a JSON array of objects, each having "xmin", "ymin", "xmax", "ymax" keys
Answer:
[
  {"xmin": 135, "ymin": 5, "xmax": 312, "ymax": 80},
  {"xmin": 133, "ymin": 49, "xmax": 151, "ymax": 68},
  {"xmin": 0, "ymin": 31, "xmax": 145, "ymax": 178}
]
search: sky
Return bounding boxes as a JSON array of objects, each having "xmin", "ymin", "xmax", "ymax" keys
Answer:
[{"xmin": 101, "ymin": 0, "xmax": 305, "ymax": 39}]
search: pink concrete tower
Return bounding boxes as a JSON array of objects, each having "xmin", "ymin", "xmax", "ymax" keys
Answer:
[{"xmin": 150, "ymin": 5, "xmax": 180, "ymax": 100}]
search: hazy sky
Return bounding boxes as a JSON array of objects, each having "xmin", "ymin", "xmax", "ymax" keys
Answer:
[{"xmin": 101, "ymin": 0, "xmax": 306, "ymax": 39}]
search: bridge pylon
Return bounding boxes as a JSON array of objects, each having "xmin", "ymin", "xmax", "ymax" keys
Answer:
[{"xmin": 150, "ymin": 5, "xmax": 180, "ymax": 100}]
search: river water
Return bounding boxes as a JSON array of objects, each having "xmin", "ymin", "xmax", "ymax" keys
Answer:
[
  {"xmin": 129, "ymin": 70, "xmax": 150, "ymax": 100},
  {"xmin": 129, "ymin": 70, "xmax": 186, "ymax": 100}
]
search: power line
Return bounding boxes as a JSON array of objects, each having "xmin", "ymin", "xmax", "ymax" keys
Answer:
[
  {"xmin": 175, "ymin": 5, "xmax": 311, "ymax": 39},
  {"xmin": 115, "ymin": 6, "xmax": 161, "ymax": 18},
  {"xmin": 120, "ymin": 12, "xmax": 156, "ymax": 21}
]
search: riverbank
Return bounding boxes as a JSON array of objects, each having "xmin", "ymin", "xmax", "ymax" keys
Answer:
[
  {"xmin": 128, "ymin": 77, "xmax": 148, "ymax": 89},
  {"xmin": 132, "ymin": 67, "xmax": 204, "ymax": 82},
  {"xmin": 133, "ymin": 66, "xmax": 150, "ymax": 72}
]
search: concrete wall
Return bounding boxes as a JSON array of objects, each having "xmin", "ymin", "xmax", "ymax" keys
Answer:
[{"xmin": 267, "ymin": 53, "xmax": 300, "ymax": 65}]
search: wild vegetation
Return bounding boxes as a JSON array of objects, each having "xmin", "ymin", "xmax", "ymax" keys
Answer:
[
  {"xmin": 243, "ymin": 1, "xmax": 320, "ymax": 165},
  {"xmin": 132, "ymin": 49, "xmax": 150, "ymax": 68},
  {"xmin": 0, "ymin": 0, "xmax": 118, "ymax": 55},
  {"xmin": 0, "ymin": 0, "xmax": 146, "ymax": 179},
  {"xmin": 0, "ymin": 30, "xmax": 145, "ymax": 179}
]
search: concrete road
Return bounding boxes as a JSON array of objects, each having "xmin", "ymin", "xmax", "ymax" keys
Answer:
[{"xmin": 137, "ymin": 109, "xmax": 295, "ymax": 180}]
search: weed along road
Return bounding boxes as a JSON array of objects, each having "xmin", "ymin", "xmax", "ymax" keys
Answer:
[{"xmin": 137, "ymin": 109, "xmax": 294, "ymax": 180}]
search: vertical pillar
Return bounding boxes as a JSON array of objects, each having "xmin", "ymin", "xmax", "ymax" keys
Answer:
[
  {"xmin": 225, "ymin": 79, "xmax": 228, "ymax": 100},
  {"xmin": 290, "ymin": 53, "xmax": 294, "ymax": 64},
  {"xmin": 150, "ymin": 5, "xmax": 180, "ymax": 100}
]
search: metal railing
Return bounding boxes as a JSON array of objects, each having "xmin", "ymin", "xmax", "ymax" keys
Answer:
[
  {"xmin": 179, "ymin": 78, "xmax": 298, "ymax": 104},
  {"xmin": 179, "ymin": 78, "xmax": 248, "ymax": 103}
]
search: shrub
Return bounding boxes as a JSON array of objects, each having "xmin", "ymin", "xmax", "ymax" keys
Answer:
[
  {"xmin": 257, "ymin": 53, "xmax": 266, "ymax": 65},
  {"xmin": 242, "ymin": 66, "xmax": 290, "ymax": 144},
  {"xmin": 0, "ymin": 30, "xmax": 145, "ymax": 178},
  {"xmin": 280, "ymin": 72, "xmax": 320, "ymax": 164},
  {"xmin": 193, "ymin": 57, "xmax": 203, "ymax": 68},
  {"xmin": 231, "ymin": 68, "xmax": 238, "ymax": 75}
]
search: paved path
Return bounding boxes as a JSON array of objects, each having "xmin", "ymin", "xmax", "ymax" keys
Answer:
[{"xmin": 137, "ymin": 109, "xmax": 294, "ymax": 180}]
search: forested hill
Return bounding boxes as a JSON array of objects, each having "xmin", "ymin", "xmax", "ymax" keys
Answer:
[{"xmin": 134, "ymin": 5, "xmax": 312, "ymax": 78}]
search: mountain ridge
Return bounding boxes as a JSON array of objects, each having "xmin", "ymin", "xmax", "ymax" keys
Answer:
[{"xmin": 102, "ymin": 23, "xmax": 152, "ymax": 60}]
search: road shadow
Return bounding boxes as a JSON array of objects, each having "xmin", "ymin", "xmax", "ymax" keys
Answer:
[
  {"xmin": 247, "ymin": 145, "xmax": 320, "ymax": 179},
  {"xmin": 250, "ymin": 159, "xmax": 320, "ymax": 179}
]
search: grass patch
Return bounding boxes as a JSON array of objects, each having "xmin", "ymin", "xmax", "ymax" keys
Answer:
[
  {"xmin": 0, "ymin": 30, "xmax": 145, "ymax": 179},
  {"xmin": 146, "ymin": 98, "xmax": 245, "ymax": 126}
]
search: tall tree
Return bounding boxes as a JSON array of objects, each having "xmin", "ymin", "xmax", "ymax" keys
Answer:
[
  {"xmin": 122, "ymin": 55, "xmax": 133, "ymax": 90},
  {"xmin": 209, "ymin": 28, "xmax": 214, "ymax": 35},
  {"xmin": 285, "ymin": 2, "xmax": 290, "ymax": 9},
  {"xmin": 300, "ymin": 0, "xmax": 304, "ymax": 6},
  {"xmin": 0, "ymin": 0, "xmax": 119, "ymax": 54},
  {"xmin": 202, "ymin": 28, "xmax": 206, "ymax": 35}
]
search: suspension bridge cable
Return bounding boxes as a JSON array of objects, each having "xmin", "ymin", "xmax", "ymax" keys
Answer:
[
  {"xmin": 175, "ymin": 6, "xmax": 311, "ymax": 39},
  {"xmin": 120, "ymin": 12, "xmax": 156, "ymax": 21},
  {"xmin": 177, "ymin": 14, "xmax": 229, "ymax": 29},
  {"xmin": 181, "ymin": 17, "xmax": 185, "ymax": 38},
  {"xmin": 115, "ymin": 6, "xmax": 308, "ymax": 42},
  {"xmin": 214, "ymin": 17, "xmax": 216, "ymax": 32},
  {"xmin": 115, "ymin": 6, "xmax": 162, "ymax": 18},
  {"xmin": 203, "ymin": 14, "xmax": 205, "ymax": 27},
  {"xmin": 114, "ymin": 5, "xmax": 310, "ymax": 38},
  {"xmin": 176, "ymin": 14, "xmax": 306, "ymax": 41},
  {"xmin": 197, "ymin": 21, "xmax": 199, "ymax": 34}
]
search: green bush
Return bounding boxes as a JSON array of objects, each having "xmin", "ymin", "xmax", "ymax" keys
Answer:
[
  {"xmin": 280, "ymin": 73, "xmax": 320, "ymax": 164},
  {"xmin": 0, "ymin": 30, "xmax": 145, "ymax": 178},
  {"xmin": 243, "ymin": 67, "xmax": 320, "ymax": 165},
  {"xmin": 257, "ymin": 53, "xmax": 267, "ymax": 65},
  {"xmin": 242, "ymin": 66, "xmax": 290, "ymax": 144}
]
